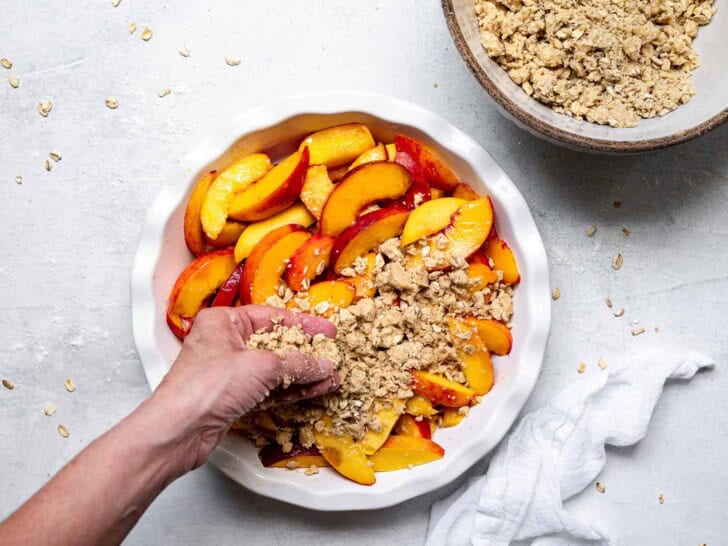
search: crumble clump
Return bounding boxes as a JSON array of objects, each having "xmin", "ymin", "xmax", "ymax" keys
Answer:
[
  {"xmin": 475, "ymin": 0, "xmax": 716, "ymax": 127},
  {"xmin": 236, "ymin": 236, "xmax": 514, "ymax": 447}
]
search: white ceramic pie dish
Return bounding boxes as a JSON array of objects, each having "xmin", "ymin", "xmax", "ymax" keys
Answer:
[{"xmin": 131, "ymin": 91, "xmax": 551, "ymax": 511}]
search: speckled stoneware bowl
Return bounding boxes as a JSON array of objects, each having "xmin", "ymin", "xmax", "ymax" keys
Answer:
[
  {"xmin": 131, "ymin": 92, "xmax": 551, "ymax": 510},
  {"xmin": 443, "ymin": 0, "xmax": 728, "ymax": 153}
]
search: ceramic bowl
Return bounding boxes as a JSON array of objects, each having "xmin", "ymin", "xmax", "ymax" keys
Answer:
[
  {"xmin": 131, "ymin": 91, "xmax": 551, "ymax": 510},
  {"xmin": 442, "ymin": 0, "xmax": 728, "ymax": 153}
]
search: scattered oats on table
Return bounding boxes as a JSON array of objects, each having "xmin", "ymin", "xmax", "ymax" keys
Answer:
[
  {"xmin": 598, "ymin": 357, "xmax": 607, "ymax": 370},
  {"xmin": 613, "ymin": 308, "xmax": 625, "ymax": 317},
  {"xmin": 551, "ymin": 287, "xmax": 560, "ymax": 300},
  {"xmin": 586, "ymin": 224, "xmax": 597, "ymax": 237},
  {"xmin": 631, "ymin": 326, "xmax": 646, "ymax": 336},
  {"xmin": 111, "ymin": 0, "xmax": 121, "ymax": 7},
  {"xmin": 129, "ymin": 22, "xmax": 137, "ymax": 34},
  {"xmin": 158, "ymin": 88, "xmax": 172, "ymax": 98},
  {"xmin": 577, "ymin": 362, "xmax": 587, "ymax": 373},
  {"xmin": 38, "ymin": 100, "xmax": 53, "ymax": 117},
  {"xmin": 595, "ymin": 482, "xmax": 606, "ymax": 493},
  {"xmin": 57, "ymin": 424, "xmax": 70, "ymax": 438},
  {"xmin": 179, "ymin": 44, "xmax": 190, "ymax": 57},
  {"xmin": 0, "ymin": 58, "xmax": 12, "ymax": 69},
  {"xmin": 2, "ymin": 379, "xmax": 15, "ymax": 390},
  {"xmin": 65, "ymin": 379, "xmax": 76, "ymax": 392},
  {"xmin": 605, "ymin": 297, "xmax": 613, "ymax": 308},
  {"xmin": 105, "ymin": 98, "xmax": 119, "ymax": 109},
  {"xmin": 612, "ymin": 254, "xmax": 623, "ymax": 270},
  {"xmin": 44, "ymin": 160, "xmax": 52, "ymax": 172},
  {"xmin": 140, "ymin": 27, "xmax": 153, "ymax": 41},
  {"xmin": 622, "ymin": 226, "xmax": 631, "ymax": 237},
  {"xmin": 8, "ymin": 74, "xmax": 19, "ymax": 88},
  {"xmin": 49, "ymin": 152, "xmax": 62, "ymax": 162},
  {"xmin": 44, "ymin": 403, "xmax": 57, "ymax": 416},
  {"xmin": 225, "ymin": 56, "xmax": 241, "ymax": 66},
  {"xmin": 658, "ymin": 492, "xmax": 665, "ymax": 504},
  {"xmin": 15, "ymin": 175, "xmax": 23, "ymax": 185}
]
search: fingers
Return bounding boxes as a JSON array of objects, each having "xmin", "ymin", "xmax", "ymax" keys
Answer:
[
  {"xmin": 280, "ymin": 351, "xmax": 336, "ymax": 386},
  {"xmin": 241, "ymin": 305, "xmax": 337, "ymax": 338},
  {"xmin": 258, "ymin": 372, "xmax": 341, "ymax": 409}
]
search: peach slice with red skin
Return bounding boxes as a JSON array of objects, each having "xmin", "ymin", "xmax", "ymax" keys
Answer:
[
  {"xmin": 184, "ymin": 170, "xmax": 217, "ymax": 256},
  {"xmin": 210, "ymin": 261, "xmax": 244, "ymax": 308},
  {"xmin": 300, "ymin": 166, "xmax": 334, "ymax": 220},
  {"xmin": 284, "ymin": 234, "xmax": 336, "ymax": 291},
  {"xmin": 200, "ymin": 154, "xmax": 272, "ymax": 240},
  {"xmin": 369, "ymin": 435, "xmax": 445, "ymax": 472},
  {"xmin": 259, "ymin": 444, "xmax": 330, "ymax": 469},
  {"xmin": 327, "ymin": 164, "xmax": 349, "ymax": 182},
  {"xmin": 314, "ymin": 429, "xmax": 375, "ymax": 485},
  {"xmin": 400, "ymin": 197, "xmax": 466, "ymax": 247},
  {"xmin": 486, "ymin": 232, "xmax": 520, "ymax": 285},
  {"xmin": 229, "ymin": 148, "xmax": 310, "ymax": 222},
  {"xmin": 166, "ymin": 249, "xmax": 237, "ymax": 339},
  {"xmin": 391, "ymin": 151, "xmax": 431, "ymax": 210},
  {"xmin": 411, "ymin": 370, "xmax": 476, "ymax": 408},
  {"xmin": 394, "ymin": 134, "xmax": 459, "ymax": 190},
  {"xmin": 299, "ymin": 123, "xmax": 375, "ymax": 168},
  {"xmin": 462, "ymin": 317, "xmax": 513, "ymax": 356},
  {"xmin": 240, "ymin": 225, "xmax": 311, "ymax": 305},
  {"xmin": 441, "ymin": 197, "xmax": 494, "ymax": 260},
  {"xmin": 234, "ymin": 203, "xmax": 315, "ymax": 262},
  {"xmin": 394, "ymin": 414, "xmax": 432, "ymax": 439},
  {"xmin": 348, "ymin": 143, "xmax": 387, "ymax": 171},
  {"xmin": 451, "ymin": 182, "xmax": 480, "ymax": 201},
  {"xmin": 320, "ymin": 162, "xmax": 411, "ymax": 236},
  {"xmin": 206, "ymin": 220, "xmax": 246, "ymax": 249},
  {"xmin": 331, "ymin": 207, "xmax": 409, "ymax": 273}
]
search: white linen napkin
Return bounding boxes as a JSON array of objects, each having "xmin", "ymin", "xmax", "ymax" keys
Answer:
[{"xmin": 426, "ymin": 349, "xmax": 713, "ymax": 546}]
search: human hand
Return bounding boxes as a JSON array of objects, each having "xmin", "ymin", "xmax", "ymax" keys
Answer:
[{"xmin": 148, "ymin": 305, "xmax": 339, "ymax": 474}]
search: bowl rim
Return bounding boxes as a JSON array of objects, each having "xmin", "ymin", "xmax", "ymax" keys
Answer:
[
  {"xmin": 441, "ymin": 0, "xmax": 728, "ymax": 153},
  {"xmin": 131, "ymin": 91, "xmax": 552, "ymax": 510}
]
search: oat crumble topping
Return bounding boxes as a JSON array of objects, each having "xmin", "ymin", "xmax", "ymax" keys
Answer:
[{"xmin": 237, "ymin": 236, "xmax": 514, "ymax": 446}]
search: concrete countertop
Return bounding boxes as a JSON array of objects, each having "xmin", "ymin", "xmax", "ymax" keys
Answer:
[{"xmin": 1, "ymin": 1, "xmax": 726, "ymax": 544}]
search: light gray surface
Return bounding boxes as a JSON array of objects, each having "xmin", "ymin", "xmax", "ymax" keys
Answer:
[{"xmin": 0, "ymin": 1, "xmax": 726, "ymax": 545}]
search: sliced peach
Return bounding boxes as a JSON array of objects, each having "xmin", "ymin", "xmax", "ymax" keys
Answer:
[
  {"xmin": 327, "ymin": 164, "xmax": 349, "ymax": 182},
  {"xmin": 384, "ymin": 142, "xmax": 397, "ymax": 161},
  {"xmin": 299, "ymin": 123, "xmax": 375, "ymax": 168},
  {"xmin": 200, "ymin": 154, "xmax": 272, "ymax": 240},
  {"xmin": 394, "ymin": 414, "xmax": 432, "ymax": 439},
  {"xmin": 392, "ymin": 151, "xmax": 431, "ymax": 210},
  {"xmin": 229, "ymin": 149, "xmax": 310, "ymax": 222},
  {"xmin": 440, "ymin": 408, "xmax": 466, "ymax": 428},
  {"xmin": 348, "ymin": 143, "xmax": 387, "ymax": 171},
  {"xmin": 314, "ymin": 429, "xmax": 375, "ymax": 485},
  {"xmin": 442, "ymin": 198, "xmax": 494, "ymax": 260},
  {"xmin": 210, "ymin": 261, "xmax": 244, "ymax": 308},
  {"xmin": 166, "ymin": 249, "xmax": 237, "ymax": 339},
  {"xmin": 330, "ymin": 208, "xmax": 409, "ymax": 273},
  {"xmin": 394, "ymin": 134, "xmax": 459, "ymax": 190},
  {"xmin": 300, "ymin": 281, "xmax": 355, "ymax": 316},
  {"xmin": 430, "ymin": 187, "xmax": 446, "ymax": 199},
  {"xmin": 341, "ymin": 252, "xmax": 377, "ymax": 300},
  {"xmin": 486, "ymin": 235, "xmax": 520, "ymax": 285},
  {"xmin": 283, "ymin": 234, "xmax": 336, "ymax": 291},
  {"xmin": 411, "ymin": 370, "xmax": 476, "ymax": 408},
  {"xmin": 320, "ymin": 162, "xmax": 411, "ymax": 236},
  {"xmin": 300, "ymin": 166, "xmax": 334, "ymax": 220},
  {"xmin": 400, "ymin": 197, "xmax": 466, "ymax": 247},
  {"xmin": 452, "ymin": 182, "xmax": 480, "ymax": 201},
  {"xmin": 259, "ymin": 444, "xmax": 330, "ymax": 469},
  {"xmin": 184, "ymin": 170, "xmax": 216, "ymax": 256},
  {"xmin": 463, "ymin": 317, "xmax": 513, "ymax": 356},
  {"xmin": 369, "ymin": 435, "xmax": 444, "ymax": 471},
  {"xmin": 206, "ymin": 220, "xmax": 246, "ymax": 249},
  {"xmin": 361, "ymin": 399, "xmax": 405, "ymax": 455},
  {"xmin": 240, "ymin": 226, "xmax": 311, "ymax": 305},
  {"xmin": 233, "ymin": 203, "xmax": 315, "ymax": 262},
  {"xmin": 405, "ymin": 395, "xmax": 439, "ymax": 417},
  {"xmin": 466, "ymin": 262, "xmax": 499, "ymax": 291},
  {"xmin": 458, "ymin": 345, "xmax": 495, "ymax": 396}
]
